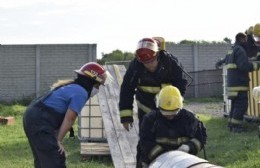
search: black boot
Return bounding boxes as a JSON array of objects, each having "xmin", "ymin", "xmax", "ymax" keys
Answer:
[
  {"xmin": 231, "ymin": 124, "xmax": 244, "ymax": 133},
  {"xmin": 227, "ymin": 122, "xmax": 233, "ymax": 132}
]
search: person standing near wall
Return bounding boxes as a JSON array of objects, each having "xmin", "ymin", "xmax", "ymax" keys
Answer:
[
  {"xmin": 23, "ymin": 62, "xmax": 111, "ymax": 168},
  {"xmin": 252, "ymin": 23, "xmax": 260, "ymax": 59},
  {"xmin": 216, "ymin": 24, "xmax": 260, "ymax": 69},
  {"xmin": 119, "ymin": 37, "xmax": 189, "ymax": 166},
  {"xmin": 226, "ymin": 33, "xmax": 260, "ymax": 133}
]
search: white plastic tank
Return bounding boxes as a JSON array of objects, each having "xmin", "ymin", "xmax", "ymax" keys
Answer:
[{"xmin": 149, "ymin": 151, "xmax": 224, "ymax": 168}]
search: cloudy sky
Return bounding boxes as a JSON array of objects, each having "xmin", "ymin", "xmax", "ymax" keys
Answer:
[{"xmin": 0, "ymin": 0, "xmax": 259, "ymax": 58}]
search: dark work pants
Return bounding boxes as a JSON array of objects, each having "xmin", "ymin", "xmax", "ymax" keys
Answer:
[
  {"xmin": 136, "ymin": 109, "xmax": 147, "ymax": 168},
  {"xmin": 23, "ymin": 102, "xmax": 66, "ymax": 168},
  {"xmin": 229, "ymin": 91, "xmax": 248, "ymax": 124}
]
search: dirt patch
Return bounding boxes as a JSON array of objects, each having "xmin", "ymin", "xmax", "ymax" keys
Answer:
[{"xmin": 184, "ymin": 102, "xmax": 225, "ymax": 117}]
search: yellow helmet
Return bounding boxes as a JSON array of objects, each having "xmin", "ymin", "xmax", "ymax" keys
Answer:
[
  {"xmin": 253, "ymin": 23, "xmax": 260, "ymax": 46},
  {"xmin": 157, "ymin": 86, "xmax": 183, "ymax": 115},
  {"xmin": 253, "ymin": 23, "xmax": 260, "ymax": 36}
]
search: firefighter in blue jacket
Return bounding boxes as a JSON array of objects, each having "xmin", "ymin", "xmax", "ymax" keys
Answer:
[
  {"xmin": 23, "ymin": 62, "xmax": 111, "ymax": 168},
  {"xmin": 138, "ymin": 86, "xmax": 207, "ymax": 167},
  {"xmin": 226, "ymin": 32, "xmax": 260, "ymax": 133}
]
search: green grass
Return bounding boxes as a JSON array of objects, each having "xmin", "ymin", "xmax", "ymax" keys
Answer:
[
  {"xmin": 1, "ymin": 103, "xmax": 260, "ymax": 168},
  {"xmin": 197, "ymin": 114, "xmax": 260, "ymax": 168},
  {"xmin": 0, "ymin": 104, "xmax": 113, "ymax": 168}
]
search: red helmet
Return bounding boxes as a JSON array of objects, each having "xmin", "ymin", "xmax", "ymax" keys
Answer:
[
  {"xmin": 74, "ymin": 62, "xmax": 107, "ymax": 84},
  {"xmin": 135, "ymin": 38, "xmax": 159, "ymax": 63}
]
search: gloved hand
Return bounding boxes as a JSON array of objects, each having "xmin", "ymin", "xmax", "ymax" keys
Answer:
[
  {"xmin": 177, "ymin": 144, "xmax": 190, "ymax": 153},
  {"xmin": 215, "ymin": 59, "xmax": 225, "ymax": 69},
  {"xmin": 215, "ymin": 62, "xmax": 221, "ymax": 69},
  {"xmin": 122, "ymin": 122, "xmax": 133, "ymax": 131}
]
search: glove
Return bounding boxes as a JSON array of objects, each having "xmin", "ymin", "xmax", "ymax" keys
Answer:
[
  {"xmin": 215, "ymin": 60, "xmax": 224, "ymax": 69},
  {"xmin": 215, "ymin": 62, "xmax": 221, "ymax": 69},
  {"xmin": 122, "ymin": 122, "xmax": 133, "ymax": 131},
  {"xmin": 177, "ymin": 144, "xmax": 190, "ymax": 153}
]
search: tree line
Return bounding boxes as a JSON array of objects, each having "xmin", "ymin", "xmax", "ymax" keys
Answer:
[{"xmin": 98, "ymin": 39, "xmax": 231, "ymax": 64}]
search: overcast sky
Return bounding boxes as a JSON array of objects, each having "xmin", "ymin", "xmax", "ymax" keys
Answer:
[{"xmin": 0, "ymin": 0, "xmax": 259, "ymax": 58}]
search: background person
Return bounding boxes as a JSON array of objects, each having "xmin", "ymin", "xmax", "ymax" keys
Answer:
[
  {"xmin": 226, "ymin": 33, "xmax": 260, "ymax": 133},
  {"xmin": 23, "ymin": 62, "xmax": 110, "ymax": 168}
]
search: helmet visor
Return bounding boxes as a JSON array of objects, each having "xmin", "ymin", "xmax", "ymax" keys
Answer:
[{"xmin": 160, "ymin": 108, "xmax": 180, "ymax": 116}]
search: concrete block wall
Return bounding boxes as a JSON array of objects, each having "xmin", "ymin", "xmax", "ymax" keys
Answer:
[
  {"xmin": 0, "ymin": 44, "xmax": 96, "ymax": 102},
  {"xmin": 166, "ymin": 43, "xmax": 231, "ymax": 72},
  {"xmin": 165, "ymin": 43, "xmax": 231, "ymax": 98},
  {"xmin": 0, "ymin": 45, "xmax": 36, "ymax": 102},
  {"xmin": 0, "ymin": 43, "xmax": 230, "ymax": 102}
]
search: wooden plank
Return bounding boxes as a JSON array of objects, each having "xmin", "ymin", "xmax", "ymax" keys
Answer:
[
  {"xmin": 253, "ymin": 71, "xmax": 258, "ymax": 116},
  {"xmin": 247, "ymin": 69, "xmax": 260, "ymax": 119},
  {"xmin": 110, "ymin": 65, "xmax": 139, "ymax": 156},
  {"xmin": 81, "ymin": 143, "xmax": 110, "ymax": 155},
  {"xmin": 104, "ymin": 65, "xmax": 136, "ymax": 167},
  {"xmin": 98, "ymin": 87, "xmax": 125, "ymax": 168},
  {"xmin": 248, "ymin": 72, "xmax": 253, "ymax": 116}
]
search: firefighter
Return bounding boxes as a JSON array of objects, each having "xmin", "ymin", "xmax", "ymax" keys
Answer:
[
  {"xmin": 253, "ymin": 23, "xmax": 260, "ymax": 60},
  {"xmin": 23, "ymin": 62, "xmax": 111, "ymax": 168},
  {"xmin": 119, "ymin": 37, "xmax": 188, "ymax": 130},
  {"xmin": 215, "ymin": 25, "xmax": 259, "ymax": 69},
  {"xmin": 119, "ymin": 37, "xmax": 188, "ymax": 165},
  {"xmin": 226, "ymin": 33, "xmax": 260, "ymax": 133},
  {"xmin": 245, "ymin": 26, "xmax": 258, "ymax": 58},
  {"xmin": 138, "ymin": 86, "xmax": 207, "ymax": 167}
]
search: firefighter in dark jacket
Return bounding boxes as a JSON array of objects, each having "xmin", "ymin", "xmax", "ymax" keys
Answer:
[
  {"xmin": 216, "ymin": 24, "xmax": 260, "ymax": 70},
  {"xmin": 119, "ymin": 37, "xmax": 188, "ymax": 166},
  {"xmin": 226, "ymin": 32, "xmax": 260, "ymax": 133},
  {"xmin": 119, "ymin": 37, "xmax": 188, "ymax": 130},
  {"xmin": 138, "ymin": 86, "xmax": 207, "ymax": 167}
]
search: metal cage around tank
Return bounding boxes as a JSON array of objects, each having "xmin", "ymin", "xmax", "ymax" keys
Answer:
[{"xmin": 78, "ymin": 95, "xmax": 107, "ymax": 142}]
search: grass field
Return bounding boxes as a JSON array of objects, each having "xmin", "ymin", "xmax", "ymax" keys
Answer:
[{"xmin": 0, "ymin": 102, "xmax": 260, "ymax": 168}]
